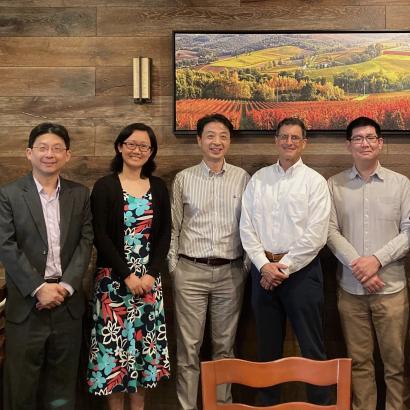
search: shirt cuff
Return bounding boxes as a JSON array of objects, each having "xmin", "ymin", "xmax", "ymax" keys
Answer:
[
  {"xmin": 168, "ymin": 257, "xmax": 178, "ymax": 274},
  {"xmin": 254, "ymin": 253, "xmax": 271, "ymax": 272},
  {"xmin": 278, "ymin": 255, "xmax": 292, "ymax": 275},
  {"xmin": 372, "ymin": 251, "xmax": 388, "ymax": 268},
  {"xmin": 60, "ymin": 281, "xmax": 74, "ymax": 296},
  {"xmin": 31, "ymin": 282, "xmax": 46, "ymax": 297}
]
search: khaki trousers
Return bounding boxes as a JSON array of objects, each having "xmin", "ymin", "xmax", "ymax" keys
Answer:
[
  {"xmin": 338, "ymin": 287, "xmax": 409, "ymax": 410},
  {"xmin": 172, "ymin": 257, "xmax": 246, "ymax": 410}
]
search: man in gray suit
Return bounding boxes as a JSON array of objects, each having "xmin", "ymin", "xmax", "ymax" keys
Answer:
[{"xmin": 0, "ymin": 123, "xmax": 93, "ymax": 410}]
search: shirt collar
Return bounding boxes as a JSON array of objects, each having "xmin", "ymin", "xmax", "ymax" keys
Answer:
[
  {"xmin": 33, "ymin": 176, "xmax": 61, "ymax": 198},
  {"xmin": 349, "ymin": 162, "xmax": 384, "ymax": 181},
  {"xmin": 275, "ymin": 157, "xmax": 304, "ymax": 176},
  {"xmin": 200, "ymin": 159, "xmax": 227, "ymax": 176}
]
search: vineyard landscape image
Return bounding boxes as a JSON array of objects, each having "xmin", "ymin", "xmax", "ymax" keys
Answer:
[{"xmin": 174, "ymin": 31, "xmax": 410, "ymax": 133}]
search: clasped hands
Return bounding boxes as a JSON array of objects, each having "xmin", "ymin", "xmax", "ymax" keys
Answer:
[
  {"xmin": 350, "ymin": 255, "xmax": 385, "ymax": 294},
  {"xmin": 124, "ymin": 273, "xmax": 155, "ymax": 296},
  {"xmin": 36, "ymin": 283, "xmax": 69, "ymax": 310},
  {"xmin": 260, "ymin": 262, "xmax": 288, "ymax": 290}
]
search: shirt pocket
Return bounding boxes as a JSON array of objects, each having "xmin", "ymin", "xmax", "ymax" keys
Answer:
[
  {"xmin": 285, "ymin": 193, "xmax": 309, "ymax": 220},
  {"xmin": 376, "ymin": 196, "xmax": 400, "ymax": 221}
]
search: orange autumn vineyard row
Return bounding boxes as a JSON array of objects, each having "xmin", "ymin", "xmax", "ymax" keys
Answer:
[{"xmin": 176, "ymin": 96, "xmax": 410, "ymax": 130}]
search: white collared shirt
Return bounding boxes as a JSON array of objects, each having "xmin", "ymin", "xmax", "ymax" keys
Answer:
[
  {"xmin": 168, "ymin": 160, "xmax": 250, "ymax": 273},
  {"xmin": 240, "ymin": 158, "xmax": 331, "ymax": 275},
  {"xmin": 327, "ymin": 163, "xmax": 410, "ymax": 295}
]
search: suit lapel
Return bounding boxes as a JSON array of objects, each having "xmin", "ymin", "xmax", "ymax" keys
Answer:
[
  {"xmin": 59, "ymin": 178, "xmax": 73, "ymax": 249},
  {"xmin": 22, "ymin": 174, "xmax": 48, "ymax": 246}
]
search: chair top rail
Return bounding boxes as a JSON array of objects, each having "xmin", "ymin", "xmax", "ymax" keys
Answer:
[
  {"xmin": 209, "ymin": 403, "xmax": 338, "ymax": 410},
  {"xmin": 202, "ymin": 358, "xmax": 351, "ymax": 387}
]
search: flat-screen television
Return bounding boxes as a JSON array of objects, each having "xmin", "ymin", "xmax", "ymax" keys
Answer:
[{"xmin": 173, "ymin": 31, "xmax": 410, "ymax": 134}]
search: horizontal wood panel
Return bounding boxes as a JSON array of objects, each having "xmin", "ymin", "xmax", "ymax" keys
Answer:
[
  {"xmin": 0, "ymin": 7, "xmax": 96, "ymax": 36},
  {"xmin": 0, "ymin": 68, "xmax": 95, "ymax": 96},
  {"xmin": 97, "ymin": 6, "xmax": 385, "ymax": 36},
  {"xmin": 96, "ymin": 65, "xmax": 172, "ymax": 97},
  {"xmin": 0, "ymin": 37, "xmax": 171, "ymax": 67},
  {"xmin": 241, "ymin": 0, "xmax": 403, "ymax": 4},
  {"xmin": 386, "ymin": 5, "xmax": 410, "ymax": 28},
  {"xmin": 0, "ymin": 96, "xmax": 171, "ymax": 127},
  {"xmin": 0, "ymin": 0, "xmax": 239, "ymax": 6},
  {"xmin": 0, "ymin": 126, "xmax": 95, "ymax": 157}
]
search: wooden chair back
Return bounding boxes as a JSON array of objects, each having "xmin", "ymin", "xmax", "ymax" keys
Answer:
[{"xmin": 201, "ymin": 357, "xmax": 351, "ymax": 410}]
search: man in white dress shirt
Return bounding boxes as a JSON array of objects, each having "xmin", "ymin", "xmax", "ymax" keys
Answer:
[
  {"xmin": 327, "ymin": 116, "xmax": 410, "ymax": 410},
  {"xmin": 240, "ymin": 117, "xmax": 331, "ymax": 406},
  {"xmin": 168, "ymin": 113, "xmax": 250, "ymax": 410}
]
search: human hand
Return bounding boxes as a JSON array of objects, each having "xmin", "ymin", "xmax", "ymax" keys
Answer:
[
  {"xmin": 260, "ymin": 262, "xmax": 288, "ymax": 290},
  {"xmin": 362, "ymin": 274, "xmax": 385, "ymax": 294},
  {"xmin": 36, "ymin": 284, "xmax": 67, "ymax": 310},
  {"xmin": 350, "ymin": 256, "xmax": 381, "ymax": 283},
  {"xmin": 141, "ymin": 274, "xmax": 155, "ymax": 293},
  {"xmin": 124, "ymin": 274, "xmax": 144, "ymax": 296}
]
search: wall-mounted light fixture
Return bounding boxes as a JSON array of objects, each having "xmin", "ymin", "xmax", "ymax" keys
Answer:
[{"xmin": 133, "ymin": 57, "xmax": 152, "ymax": 104}]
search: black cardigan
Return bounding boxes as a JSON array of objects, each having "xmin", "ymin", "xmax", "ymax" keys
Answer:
[{"xmin": 91, "ymin": 173, "xmax": 171, "ymax": 279}]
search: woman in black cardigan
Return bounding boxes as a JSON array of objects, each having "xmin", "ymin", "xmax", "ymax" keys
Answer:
[{"xmin": 87, "ymin": 123, "xmax": 171, "ymax": 410}]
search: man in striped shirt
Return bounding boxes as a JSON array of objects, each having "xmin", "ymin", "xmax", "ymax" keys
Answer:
[{"xmin": 168, "ymin": 113, "xmax": 250, "ymax": 410}]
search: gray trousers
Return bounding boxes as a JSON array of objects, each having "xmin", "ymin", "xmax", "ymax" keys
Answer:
[{"xmin": 172, "ymin": 257, "xmax": 246, "ymax": 410}]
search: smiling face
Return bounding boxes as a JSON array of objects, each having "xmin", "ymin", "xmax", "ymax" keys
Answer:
[
  {"xmin": 26, "ymin": 132, "xmax": 71, "ymax": 179},
  {"xmin": 347, "ymin": 124, "xmax": 383, "ymax": 166},
  {"xmin": 118, "ymin": 130, "xmax": 152, "ymax": 172},
  {"xmin": 275, "ymin": 123, "xmax": 307, "ymax": 169},
  {"xmin": 197, "ymin": 120, "xmax": 231, "ymax": 168}
]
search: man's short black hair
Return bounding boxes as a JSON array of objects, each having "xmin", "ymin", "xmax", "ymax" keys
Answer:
[
  {"xmin": 196, "ymin": 114, "xmax": 234, "ymax": 138},
  {"xmin": 346, "ymin": 117, "xmax": 381, "ymax": 140},
  {"xmin": 28, "ymin": 122, "xmax": 70, "ymax": 149}
]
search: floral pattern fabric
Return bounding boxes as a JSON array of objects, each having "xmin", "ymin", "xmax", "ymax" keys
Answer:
[{"xmin": 87, "ymin": 191, "xmax": 170, "ymax": 395}]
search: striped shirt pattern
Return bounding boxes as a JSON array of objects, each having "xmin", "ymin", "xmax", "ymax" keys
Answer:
[{"xmin": 168, "ymin": 161, "xmax": 250, "ymax": 273}]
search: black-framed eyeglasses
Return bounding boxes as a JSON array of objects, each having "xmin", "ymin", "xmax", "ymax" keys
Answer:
[
  {"xmin": 122, "ymin": 142, "xmax": 152, "ymax": 152},
  {"xmin": 31, "ymin": 145, "xmax": 67, "ymax": 154},
  {"xmin": 349, "ymin": 135, "xmax": 380, "ymax": 144}
]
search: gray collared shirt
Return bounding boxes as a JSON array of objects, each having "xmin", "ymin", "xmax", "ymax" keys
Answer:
[
  {"xmin": 328, "ymin": 163, "xmax": 410, "ymax": 295},
  {"xmin": 168, "ymin": 160, "xmax": 250, "ymax": 273}
]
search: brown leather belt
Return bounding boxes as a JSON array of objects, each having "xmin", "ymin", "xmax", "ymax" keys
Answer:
[
  {"xmin": 179, "ymin": 254, "xmax": 237, "ymax": 266},
  {"xmin": 265, "ymin": 251, "xmax": 287, "ymax": 263},
  {"xmin": 44, "ymin": 277, "xmax": 61, "ymax": 283}
]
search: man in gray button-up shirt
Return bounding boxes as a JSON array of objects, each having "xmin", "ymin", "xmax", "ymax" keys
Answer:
[{"xmin": 328, "ymin": 116, "xmax": 410, "ymax": 410}]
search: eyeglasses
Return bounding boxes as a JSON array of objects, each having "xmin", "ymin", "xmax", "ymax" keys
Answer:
[
  {"xmin": 122, "ymin": 142, "xmax": 152, "ymax": 152},
  {"xmin": 276, "ymin": 134, "xmax": 305, "ymax": 143},
  {"xmin": 31, "ymin": 145, "xmax": 67, "ymax": 154},
  {"xmin": 349, "ymin": 135, "xmax": 380, "ymax": 144}
]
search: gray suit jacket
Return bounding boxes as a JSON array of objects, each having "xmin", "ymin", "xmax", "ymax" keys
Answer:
[{"xmin": 0, "ymin": 173, "xmax": 93, "ymax": 323}]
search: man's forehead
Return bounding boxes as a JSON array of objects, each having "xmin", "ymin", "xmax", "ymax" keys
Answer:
[
  {"xmin": 351, "ymin": 125, "xmax": 377, "ymax": 136},
  {"xmin": 277, "ymin": 124, "xmax": 303, "ymax": 134}
]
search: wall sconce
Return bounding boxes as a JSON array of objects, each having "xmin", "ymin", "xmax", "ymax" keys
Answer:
[{"xmin": 133, "ymin": 57, "xmax": 152, "ymax": 104}]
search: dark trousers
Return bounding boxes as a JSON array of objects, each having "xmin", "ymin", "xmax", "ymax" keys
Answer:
[
  {"xmin": 251, "ymin": 256, "xmax": 331, "ymax": 405},
  {"xmin": 3, "ymin": 304, "xmax": 82, "ymax": 410}
]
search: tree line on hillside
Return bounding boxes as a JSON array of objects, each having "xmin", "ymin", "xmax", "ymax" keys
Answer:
[{"xmin": 176, "ymin": 66, "xmax": 410, "ymax": 102}]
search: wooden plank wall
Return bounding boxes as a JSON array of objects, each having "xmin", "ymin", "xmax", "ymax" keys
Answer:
[{"xmin": 0, "ymin": 1, "xmax": 410, "ymax": 409}]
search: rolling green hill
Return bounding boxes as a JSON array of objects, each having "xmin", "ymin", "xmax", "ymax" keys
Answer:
[
  {"xmin": 203, "ymin": 46, "xmax": 305, "ymax": 69},
  {"xmin": 307, "ymin": 54, "xmax": 410, "ymax": 80}
]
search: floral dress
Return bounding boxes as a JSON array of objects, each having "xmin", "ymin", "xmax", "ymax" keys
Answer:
[{"xmin": 87, "ymin": 190, "xmax": 170, "ymax": 395}]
